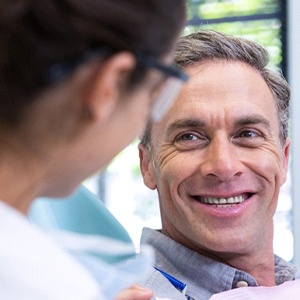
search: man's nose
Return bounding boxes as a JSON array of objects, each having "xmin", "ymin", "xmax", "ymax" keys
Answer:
[{"xmin": 200, "ymin": 136, "xmax": 243, "ymax": 182}]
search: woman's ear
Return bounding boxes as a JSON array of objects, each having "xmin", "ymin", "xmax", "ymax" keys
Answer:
[
  {"xmin": 138, "ymin": 143, "xmax": 157, "ymax": 190},
  {"xmin": 84, "ymin": 52, "xmax": 136, "ymax": 122}
]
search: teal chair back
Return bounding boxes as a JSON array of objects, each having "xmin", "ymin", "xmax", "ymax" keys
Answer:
[{"xmin": 29, "ymin": 185, "xmax": 132, "ymax": 243}]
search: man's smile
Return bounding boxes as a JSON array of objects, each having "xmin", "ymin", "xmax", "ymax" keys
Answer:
[{"xmin": 192, "ymin": 193, "xmax": 252, "ymax": 207}]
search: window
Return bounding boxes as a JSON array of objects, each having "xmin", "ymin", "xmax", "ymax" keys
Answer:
[{"xmin": 186, "ymin": 0, "xmax": 287, "ymax": 72}]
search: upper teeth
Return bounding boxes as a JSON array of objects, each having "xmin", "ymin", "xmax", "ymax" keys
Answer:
[{"xmin": 200, "ymin": 195, "xmax": 244, "ymax": 204}]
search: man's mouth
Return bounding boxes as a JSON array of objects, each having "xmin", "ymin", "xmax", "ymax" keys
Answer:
[{"xmin": 192, "ymin": 193, "xmax": 251, "ymax": 208}]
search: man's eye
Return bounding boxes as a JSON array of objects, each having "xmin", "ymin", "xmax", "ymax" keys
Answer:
[
  {"xmin": 233, "ymin": 130, "xmax": 265, "ymax": 147},
  {"xmin": 239, "ymin": 130, "xmax": 259, "ymax": 138},
  {"xmin": 178, "ymin": 133, "xmax": 198, "ymax": 141},
  {"xmin": 174, "ymin": 132, "xmax": 208, "ymax": 150}
]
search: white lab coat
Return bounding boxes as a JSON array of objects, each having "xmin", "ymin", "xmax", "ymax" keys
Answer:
[{"xmin": 0, "ymin": 201, "xmax": 111, "ymax": 299}]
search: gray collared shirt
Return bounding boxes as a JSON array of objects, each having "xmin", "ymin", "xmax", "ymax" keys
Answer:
[{"xmin": 140, "ymin": 227, "xmax": 297, "ymax": 300}]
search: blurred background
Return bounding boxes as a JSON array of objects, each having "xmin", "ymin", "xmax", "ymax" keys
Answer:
[{"xmin": 84, "ymin": 0, "xmax": 300, "ymax": 277}]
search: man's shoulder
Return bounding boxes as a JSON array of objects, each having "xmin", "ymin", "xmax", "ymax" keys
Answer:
[{"xmin": 140, "ymin": 227, "xmax": 223, "ymax": 299}]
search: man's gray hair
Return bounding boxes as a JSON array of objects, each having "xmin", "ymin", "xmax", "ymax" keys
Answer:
[{"xmin": 141, "ymin": 30, "xmax": 290, "ymax": 149}]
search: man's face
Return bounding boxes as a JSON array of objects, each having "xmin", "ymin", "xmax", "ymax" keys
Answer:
[{"xmin": 139, "ymin": 61, "xmax": 290, "ymax": 258}]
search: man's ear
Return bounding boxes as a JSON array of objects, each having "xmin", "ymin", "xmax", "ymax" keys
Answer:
[
  {"xmin": 138, "ymin": 143, "xmax": 157, "ymax": 190},
  {"xmin": 84, "ymin": 52, "xmax": 136, "ymax": 122},
  {"xmin": 280, "ymin": 137, "xmax": 291, "ymax": 186}
]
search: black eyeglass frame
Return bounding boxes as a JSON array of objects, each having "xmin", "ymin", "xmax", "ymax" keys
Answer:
[
  {"xmin": 43, "ymin": 46, "xmax": 188, "ymax": 86},
  {"xmin": 135, "ymin": 53, "xmax": 189, "ymax": 82}
]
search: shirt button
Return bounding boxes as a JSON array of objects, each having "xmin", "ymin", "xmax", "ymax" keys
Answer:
[{"xmin": 236, "ymin": 281, "xmax": 249, "ymax": 288}]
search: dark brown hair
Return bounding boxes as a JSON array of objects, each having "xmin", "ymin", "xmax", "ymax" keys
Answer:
[{"xmin": 0, "ymin": 0, "xmax": 186, "ymax": 126}]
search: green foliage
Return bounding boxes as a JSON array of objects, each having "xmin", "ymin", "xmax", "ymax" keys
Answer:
[
  {"xmin": 185, "ymin": 0, "xmax": 282, "ymax": 68},
  {"xmin": 187, "ymin": 0, "xmax": 280, "ymax": 20}
]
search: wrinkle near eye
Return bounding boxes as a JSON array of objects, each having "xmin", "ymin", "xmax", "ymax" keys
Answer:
[{"xmin": 155, "ymin": 145, "xmax": 179, "ymax": 170}]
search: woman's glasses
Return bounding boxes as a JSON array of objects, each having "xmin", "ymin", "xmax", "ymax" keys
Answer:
[
  {"xmin": 135, "ymin": 54, "xmax": 188, "ymax": 122},
  {"xmin": 43, "ymin": 47, "xmax": 188, "ymax": 122}
]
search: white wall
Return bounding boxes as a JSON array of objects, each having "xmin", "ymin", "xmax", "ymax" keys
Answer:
[{"xmin": 288, "ymin": 0, "xmax": 300, "ymax": 278}]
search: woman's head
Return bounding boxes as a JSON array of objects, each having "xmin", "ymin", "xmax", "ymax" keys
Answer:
[
  {"xmin": 0, "ymin": 0, "xmax": 186, "ymax": 200},
  {"xmin": 0, "ymin": 0, "xmax": 186, "ymax": 127}
]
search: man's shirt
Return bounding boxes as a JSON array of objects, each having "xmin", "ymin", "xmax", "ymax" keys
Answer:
[{"xmin": 140, "ymin": 227, "xmax": 297, "ymax": 300}]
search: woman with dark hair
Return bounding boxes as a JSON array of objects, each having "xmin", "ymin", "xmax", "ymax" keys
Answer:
[{"xmin": 0, "ymin": 0, "xmax": 187, "ymax": 299}]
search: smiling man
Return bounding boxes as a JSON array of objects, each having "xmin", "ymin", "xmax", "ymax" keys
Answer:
[{"xmin": 138, "ymin": 30, "xmax": 296, "ymax": 300}]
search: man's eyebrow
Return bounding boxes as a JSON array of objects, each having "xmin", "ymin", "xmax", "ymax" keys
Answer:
[
  {"xmin": 234, "ymin": 115, "xmax": 271, "ymax": 130},
  {"xmin": 166, "ymin": 118, "xmax": 206, "ymax": 135},
  {"xmin": 165, "ymin": 115, "xmax": 271, "ymax": 135}
]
